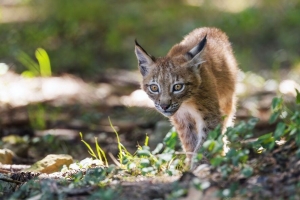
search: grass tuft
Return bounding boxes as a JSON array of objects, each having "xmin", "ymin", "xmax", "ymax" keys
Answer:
[{"xmin": 79, "ymin": 132, "xmax": 108, "ymax": 167}]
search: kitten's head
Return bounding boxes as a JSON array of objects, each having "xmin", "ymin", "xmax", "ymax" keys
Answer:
[{"xmin": 134, "ymin": 36, "xmax": 207, "ymax": 117}]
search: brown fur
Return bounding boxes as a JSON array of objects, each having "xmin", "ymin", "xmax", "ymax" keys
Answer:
[{"xmin": 134, "ymin": 27, "xmax": 238, "ymax": 169}]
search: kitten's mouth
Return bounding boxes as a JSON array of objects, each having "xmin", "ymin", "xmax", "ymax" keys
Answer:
[
  {"xmin": 161, "ymin": 109, "xmax": 179, "ymax": 117},
  {"xmin": 162, "ymin": 111, "xmax": 174, "ymax": 117}
]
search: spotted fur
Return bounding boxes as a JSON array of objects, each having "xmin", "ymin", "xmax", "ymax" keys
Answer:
[{"xmin": 135, "ymin": 27, "xmax": 238, "ymax": 169}]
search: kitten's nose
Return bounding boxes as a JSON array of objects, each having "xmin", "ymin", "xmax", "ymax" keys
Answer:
[{"xmin": 160, "ymin": 103, "xmax": 171, "ymax": 111}]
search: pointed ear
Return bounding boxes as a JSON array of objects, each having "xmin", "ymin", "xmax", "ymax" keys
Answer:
[
  {"xmin": 185, "ymin": 35, "xmax": 207, "ymax": 68},
  {"xmin": 135, "ymin": 40, "xmax": 155, "ymax": 76}
]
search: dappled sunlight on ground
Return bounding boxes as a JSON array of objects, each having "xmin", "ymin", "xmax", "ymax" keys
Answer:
[
  {"xmin": 237, "ymin": 71, "xmax": 300, "ymax": 98},
  {"xmin": 0, "ymin": 71, "xmax": 87, "ymax": 107},
  {"xmin": 0, "ymin": 67, "xmax": 299, "ymax": 136},
  {"xmin": 231, "ymin": 70, "xmax": 299, "ymax": 122},
  {"xmin": 121, "ymin": 89, "xmax": 154, "ymax": 108},
  {"xmin": 279, "ymin": 80, "xmax": 300, "ymax": 96},
  {"xmin": 0, "ymin": 70, "xmax": 299, "ymax": 111},
  {"xmin": 0, "ymin": 70, "xmax": 148, "ymax": 109}
]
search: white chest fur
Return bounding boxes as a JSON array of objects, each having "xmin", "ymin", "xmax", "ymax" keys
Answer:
[{"xmin": 174, "ymin": 102, "xmax": 206, "ymax": 151}]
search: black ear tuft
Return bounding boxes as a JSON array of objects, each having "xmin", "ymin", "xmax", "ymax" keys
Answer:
[
  {"xmin": 135, "ymin": 39, "xmax": 149, "ymax": 56},
  {"xmin": 184, "ymin": 35, "xmax": 207, "ymax": 69},
  {"xmin": 134, "ymin": 39, "xmax": 156, "ymax": 61},
  {"xmin": 187, "ymin": 35, "xmax": 207, "ymax": 59},
  {"xmin": 135, "ymin": 39, "xmax": 140, "ymax": 46},
  {"xmin": 135, "ymin": 39, "xmax": 156, "ymax": 76},
  {"xmin": 197, "ymin": 34, "xmax": 207, "ymax": 54}
]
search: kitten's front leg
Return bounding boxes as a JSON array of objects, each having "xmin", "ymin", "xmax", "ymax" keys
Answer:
[
  {"xmin": 173, "ymin": 120, "xmax": 208, "ymax": 169},
  {"xmin": 172, "ymin": 120, "xmax": 198, "ymax": 167},
  {"xmin": 190, "ymin": 127, "xmax": 208, "ymax": 170},
  {"xmin": 190, "ymin": 114, "xmax": 221, "ymax": 169}
]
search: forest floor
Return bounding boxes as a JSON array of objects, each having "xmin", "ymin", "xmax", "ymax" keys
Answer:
[{"xmin": 1, "ymin": 70, "xmax": 300, "ymax": 199}]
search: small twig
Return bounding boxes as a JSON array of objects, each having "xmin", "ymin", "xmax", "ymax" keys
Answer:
[
  {"xmin": 0, "ymin": 177, "xmax": 23, "ymax": 185},
  {"xmin": 108, "ymin": 152, "xmax": 121, "ymax": 167}
]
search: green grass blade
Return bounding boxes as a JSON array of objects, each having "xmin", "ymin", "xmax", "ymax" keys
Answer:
[
  {"xmin": 35, "ymin": 48, "xmax": 52, "ymax": 77},
  {"xmin": 95, "ymin": 138, "xmax": 108, "ymax": 166},
  {"xmin": 144, "ymin": 134, "xmax": 149, "ymax": 146},
  {"xmin": 79, "ymin": 132, "xmax": 97, "ymax": 159},
  {"xmin": 94, "ymin": 137, "xmax": 103, "ymax": 162},
  {"xmin": 108, "ymin": 117, "xmax": 123, "ymax": 161}
]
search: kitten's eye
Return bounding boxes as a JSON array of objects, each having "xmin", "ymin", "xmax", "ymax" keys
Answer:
[
  {"xmin": 149, "ymin": 84, "xmax": 159, "ymax": 93},
  {"xmin": 173, "ymin": 84, "xmax": 184, "ymax": 92}
]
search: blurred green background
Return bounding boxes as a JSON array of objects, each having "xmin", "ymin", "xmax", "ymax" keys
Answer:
[{"xmin": 1, "ymin": 0, "xmax": 300, "ymax": 79}]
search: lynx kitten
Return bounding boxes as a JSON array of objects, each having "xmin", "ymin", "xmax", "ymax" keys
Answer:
[{"xmin": 134, "ymin": 27, "xmax": 238, "ymax": 168}]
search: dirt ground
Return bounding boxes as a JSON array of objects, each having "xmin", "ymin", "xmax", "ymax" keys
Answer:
[{"xmin": 1, "ymin": 70, "xmax": 299, "ymax": 199}]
